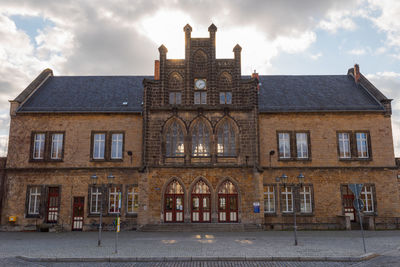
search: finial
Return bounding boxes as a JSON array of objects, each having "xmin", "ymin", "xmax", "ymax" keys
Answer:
[{"xmin": 208, "ymin": 23, "xmax": 217, "ymax": 32}]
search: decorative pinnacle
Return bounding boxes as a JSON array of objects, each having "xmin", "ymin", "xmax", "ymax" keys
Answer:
[
  {"xmin": 183, "ymin": 24, "xmax": 192, "ymax": 32},
  {"xmin": 208, "ymin": 23, "xmax": 217, "ymax": 32},
  {"xmin": 158, "ymin": 44, "xmax": 168, "ymax": 54},
  {"xmin": 233, "ymin": 44, "xmax": 242, "ymax": 53}
]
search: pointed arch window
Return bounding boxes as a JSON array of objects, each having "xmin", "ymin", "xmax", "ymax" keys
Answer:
[
  {"xmin": 217, "ymin": 121, "xmax": 236, "ymax": 157},
  {"xmin": 166, "ymin": 121, "xmax": 185, "ymax": 157},
  {"xmin": 192, "ymin": 121, "xmax": 210, "ymax": 157}
]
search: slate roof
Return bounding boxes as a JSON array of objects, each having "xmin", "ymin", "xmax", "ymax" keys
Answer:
[
  {"xmin": 17, "ymin": 73, "xmax": 386, "ymax": 113},
  {"xmin": 18, "ymin": 76, "xmax": 151, "ymax": 113},
  {"xmin": 257, "ymin": 75, "xmax": 385, "ymax": 112}
]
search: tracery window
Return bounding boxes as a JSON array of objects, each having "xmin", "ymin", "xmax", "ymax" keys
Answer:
[
  {"xmin": 192, "ymin": 180, "xmax": 211, "ymax": 194},
  {"xmin": 192, "ymin": 121, "xmax": 210, "ymax": 157},
  {"xmin": 166, "ymin": 121, "xmax": 185, "ymax": 157},
  {"xmin": 166, "ymin": 180, "xmax": 184, "ymax": 194},
  {"xmin": 217, "ymin": 121, "xmax": 236, "ymax": 156},
  {"xmin": 218, "ymin": 180, "xmax": 237, "ymax": 194}
]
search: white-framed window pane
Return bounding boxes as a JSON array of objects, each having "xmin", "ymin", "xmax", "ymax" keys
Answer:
[
  {"xmin": 226, "ymin": 92, "xmax": 232, "ymax": 104},
  {"xmin": 109, "ymin": 186, "xmax": 121, "ymax": 213},
  {"xmin": 93, "ymin": 133, "xmax": 105, "ymax": 159},
  {"xmin": 360, "ymin": 185, "xmax": 374, "ymax": 212},
  {"xmin": 300, "ymin": 186, "xmax": 312, "ymax": 213},
  {"xmin": 169, "ymin": 92, "xmax": 175, "ymax": 104},
  {"xmin": 264, "ymin": 186, "xmax": 275, "ymax": 213},
  {"xmin": 28, "ymin": 186, "xmax": 41, "ymax": 214},
  {"xmin": 127, "ymin": 186, "xmax": 139, "ymax": 213},
  {"xmin": 219, "ymin": 92, "xmax": 225, "ymax": 104},
  {"xmin": 338, "ymin": 133, "xmax": 351, "ymax": 158},
  {"xmin": 176, "ymin": 92, "xmax": 182, "ymax": 104},
  {"xmin": 111, "ymin": 133, "xmax": 123, "ymax": 159},
  {"xmin": 194, "ymin": 92, "xmax": 200, "ymax": 104},
  {"xmin": 33, "ymin": 133, "xmax": 45, "ymax": 159},
  {"xmin": 278, "ymin": 133, "xmax": 290, "ymax": 158},
  {"xmin": 51, "ymin": 133, "xmax": 63, "ymax": 159},
  {"xmin": 201, "ymin": 92, "xmax": 207, "ymax": 104},
  {"xmin": 282, "ymin": 187, "xmax": 293, "ymax": 213},
  {"xmin": 90, "ymin": 187, "xmax": 101, "ymax": 214},
  {"xmin": 356, "ymin": 133, "xmax": 369, "ymax": 158},
  {"xmin": 169, "ymin": 92, "xmax": 182, "ymax": 104},
  {"xmin": 296, "ymin": 133, "xmax": 308, "ymax": 158}
]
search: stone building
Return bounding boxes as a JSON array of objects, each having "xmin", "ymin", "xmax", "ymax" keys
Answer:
[{"xmin": 1, "ymin": 24, "xmax": 399, "ymax": 231}]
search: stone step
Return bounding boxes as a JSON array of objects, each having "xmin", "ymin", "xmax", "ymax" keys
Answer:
[{"xmin": 139, "ymin": 223, "xmax": 264, "ymax": 232}]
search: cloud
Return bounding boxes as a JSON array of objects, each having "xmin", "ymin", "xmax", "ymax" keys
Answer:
[
  {"xmin": 348, "ymin": 48, "xmax": 366, "ymax": 55},
  {"xmin": 310, "ymin": 52, "xmax": 323, "ymax": 60}
]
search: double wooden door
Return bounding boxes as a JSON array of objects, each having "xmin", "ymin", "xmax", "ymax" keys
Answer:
[
  {"xmin": 218, "ymin": 194, "xmax": 238, "ymax": 222},
  {"xmin": 191, "ymin": 194, "xmax": 210, "ymax": 222},
  {"xmin": 165, "ymin": 194, "xmax": 184, "ymax": 222}
]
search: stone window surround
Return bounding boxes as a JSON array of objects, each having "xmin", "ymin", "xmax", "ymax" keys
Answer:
[
  {"xmin": 90, "ymin": 131, "xmax": 125, "ymax": 162},
  {"xmin": 29, "ymin": 131, "xmax": 65, "ymax": 162},
  {"xmin": 340, "ymin": 183, "xmax": 377, "ymax": 215},
  {"xmin": 263, "ymin": 184, "xmax": 277, "ymax": 215},
  {"xmin": 336, "ymin": 130, "xmax": 372, "ymax": 161},
  {"xmin": 279, "ymin": 183, "xmax": 315, "ymax": 216},
  {"xmin": 87, "ymin": 184, "xmax": 124, "ymax": 217},
  {"xmin": 25, "ymin": 185, "xmax": 62, "ymax": 220},
  {"xmin": 125, "ymin": 184, "xmax": 139, "ymax": 217},
  {"xmin": 276, "ymin": 131, "xmax": 311, "ymax": 161}
]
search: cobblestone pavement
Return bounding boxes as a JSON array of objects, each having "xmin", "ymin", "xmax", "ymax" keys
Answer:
[{"xmin": 0, "ymin": 231, "xmax": 399, "ymax": 265}]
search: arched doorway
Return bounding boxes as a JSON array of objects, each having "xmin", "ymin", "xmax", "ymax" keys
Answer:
[
  {"xmin": 164, "ymin": 180, "xmax": 184, "ymax": 223},
  {"xmin": 218, "ymin": 180, "xmax": 238, "ymax": 222},
  {"xmin": 191, "ymin": 180, "xmax": 211, "ymax": 223}
]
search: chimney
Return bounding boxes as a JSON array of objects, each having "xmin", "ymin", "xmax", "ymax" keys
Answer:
[
  {"xmin": 354, "ymin": 64, "xmax": 360, "ymax": 83},
  {"xmin": 154, "ymin": 60, "xmax": 160, "ymax": 80},
  {"xmin": 251, "ymin": 70, "xmax": 260, "ymax": 90}
]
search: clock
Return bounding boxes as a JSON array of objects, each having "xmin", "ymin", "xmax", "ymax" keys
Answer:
[{"xmin": 195, "ymin": 79, "xmax": 206, "ymax": 90}]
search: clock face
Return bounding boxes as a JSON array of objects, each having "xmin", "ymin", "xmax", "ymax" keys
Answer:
[{"xmin": 195, "ymin": 79, "xmax": 206, "ymax": 90}]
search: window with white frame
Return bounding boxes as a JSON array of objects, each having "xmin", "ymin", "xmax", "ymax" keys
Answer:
[
  {"xmin": 338, "ymin": 132, "xmax": 351, "ymax": 158},
  {"xmin": 111, "ymin": 133, "xmax": 123, "ymax": 159},
  {"xmin": 281, "ymin": 186, "xmax": 293, "ymax": 213},
  {"xmin": 300, "ymin": 186, "xmax": 312, "ymax": 213},
  {"xmin": 127, "ymin": 186, "xmax": 139, "ymax": 213},
  {"xmin": 360, "ymin": 185, "xmax": 374, "ymax": 212},
  {"xmin": 50, "ymin": 133, "xmax": 63, "ymax": 159},
  {"xmin": 109, "ymin": 186, "xmax": 121, "ymax": 213},
  {"xmin": 278, "ymin": 132, "xmax": 291, "ymax": 159},
  {"xmin": 28, "ymin": 186, "xmax": 41, "ymax": 215},
  {"xmin": 264, "ymin": 185, "xmax": 275, "ymax": 213},
  {"xmin": 90, "ymin": 187, "xmax": 102, "ymax": 214},
  {"xmin": 356, "ymin": 132, "xmax": 369, "ymax": 158},
  {"xmin": 33, "ymin": 133, "xmax": 45, "ymax": 159},
  {"xmin": 194, "ymin": 91, "xmax": 207, "ymax": 104},
  {"xmin": 296, "ymin": 133, "xmax": 309, "ymax": 159},
  {"xmin": 93, "ymin": 133, "xmax": 106, "ymax": 159}
]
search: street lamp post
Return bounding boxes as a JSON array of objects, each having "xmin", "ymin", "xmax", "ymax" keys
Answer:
[
  {"xmin": 279, "ymin": 173, "xmax": 305, "ymax": 246},
  {"xmin": 91, "ymin": 173, "xmax": 115, "ymax": 247}
]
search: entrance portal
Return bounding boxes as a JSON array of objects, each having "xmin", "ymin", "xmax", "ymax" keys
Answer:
[
  {"xmin": 47, "ymin": 187, "xmax": 59, "ymax": 223},
  {"xmin": 191, "ymin": 180, "xmax": 211, "ymax": 223},
  {"xmin": 164, "ymin": 180, "xmax": 184, "ymax": 222},
  {"xmin": 72, "ymin": 197, "xmax": 84, "ymax": 231},
  {"xmin": 218, "ymin": 180, "xmax": 238, "ymax": 222}
]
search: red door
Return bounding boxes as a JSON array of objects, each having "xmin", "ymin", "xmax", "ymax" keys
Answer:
[
  {"xmin": 191, "ymin": 180, "xmax": 211, "ymax": 223},
  {"xmin": 47, "ymin": 187, "xmax": 59, "ymax": 223},
  {"xmin": 72, "ymin": 197, "xmax": 84, "ymax": 231},
  {"xmin": 218, "ymin": 180, "xmax": 238, "ymax": 223},
  {"xmin": 343, "ymin": 185, "xmax": 356, "ymax": 221},
  {"xmin": 164, "ymin": 180, "xmax": 184, "ymax": 223}
]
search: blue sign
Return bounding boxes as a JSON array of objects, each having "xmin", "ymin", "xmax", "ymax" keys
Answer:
[
  {"xmin": 253, "ymin": 202, "xmax": 260, "ymax": 213},
  {"xmin": 349, "ymin": 184, "xmax": 363, "ymax": 198}
]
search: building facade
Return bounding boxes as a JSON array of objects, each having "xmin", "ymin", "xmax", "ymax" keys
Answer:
[{"xmin": 1, "ymin": 24, "xmax": 399, "ymax": 231}]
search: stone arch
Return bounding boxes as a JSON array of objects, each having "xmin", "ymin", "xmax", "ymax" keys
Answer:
[
  {"xmin": 193, "ymin": 49, "xmax": 208, "ymax": 77},
  {"xmin": 218, "ymin": 71, "xmax": 232, "ymax": 90},
  {"xmin": 161, "ymin": 177, "xmax": 187, "ymax": 223},
  {"xmin": 189, "ymin": 116, "xmax": 213, "ymax": 157},
  {"xmin": 214, "ymin": 116, "xmax": 240, "ymax": 157},
  {"xmin": 168, "ymin": 72, "xmax": 184, "ymax": 91},
  {"xmin": 189, "ymin": 177, "xmax": 214, "ymax": 222},
  {"xmin": 162, "ymin": 117, "xmax": 187, "ymax": 158},
  {"xmin": 215, "ymin": 177, "xmax": 241, "ymax": 222}
]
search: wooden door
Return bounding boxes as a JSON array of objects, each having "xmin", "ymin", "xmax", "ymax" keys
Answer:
[
  {"xmin": 192, "ymin": 195, "xmax": 211, "ymax": 222},
  {"xmin": 165, "ymin": 195, "xmax": 184, "ymax": 222},
  {"xmin": 218, "ymin": 180, "xmax": 238, "ymax": 223},
  {"xmin": 72, "ymin": 197, "xmax": 84, "ymax": 231},
  {"xmin": 47, "ymin": 187, "xmax": 59, "ymax": 223},
  {"xmin": 343, "ymin": 186, "xmax": 356, "ymax": 221}
]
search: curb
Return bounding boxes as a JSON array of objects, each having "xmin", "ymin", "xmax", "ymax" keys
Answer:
[{"xmin": 16, "ymin": 253, "xmax": 378, "ymax": 263}]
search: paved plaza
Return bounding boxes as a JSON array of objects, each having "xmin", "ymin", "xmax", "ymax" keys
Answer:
[{"xmin": 0, "ymin": 231, "xmax": 399, "ymax": 266}]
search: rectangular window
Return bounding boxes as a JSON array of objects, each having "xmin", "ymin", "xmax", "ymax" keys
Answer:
[
  {"xmin": 33, "ymin": 133, "xmax": 45, "ymax": 159},
  {"xmin": 263, "ymin": 185, "xmax": 275, "ymax": 213},
  {"xmin": 90, "ymin": 187, "xmax": 102, "ymax": 214},
  {"xmin": 109, "ymin": 186, "xmax": 121, "ymax": 213},
  {"xmin": 93, "ymin": 133, "xmax": 106, "ymax": 159},
  {"xmin": 219, "ymin": 92, "xmax": 232, "ymax": 104},
  {"xmin": 127, "ymin": 186, "xmax": 139, "ymax": 213},
  {"xmin": 111, "ymin": 133, "xmax": 123, "ymax": 159},
  {"xmin": 194, "ymin": 92, "xmax": 207, "ymax": 104},
  {"xmin": 28, "ymin": 186, "xmax": 41, "ymax": 215},
  {"xmin": 296, "ymin": 132, "xmax": 309, "ymax": 159},
  {"xmin": 356, "ymin": 132, "xmax": 369, "ymax": 158},
  {"xmin": 300, "ymin": 186, "xmax": 312, "ymax": 213},
  {"xmin": 281, "ymin": 186, "xmax": 293, "ymax": 213},
  {"xmin": 278, "ymin": 132, "xmax": 291, "ymax": 159},
  {"xmin": 360, "ymin": 185, "xmax": 374, "ymax": 212},
  {"xmin": 338, "ymin": 133, "xmax": 351, "ymax": 158},
  {"xmin": 50, "ymin": 133, "xmax": 64, "ymax": 159},
  {"xmin": 169, "ymin": 92, "xmax": 182, "ymax": 104}
]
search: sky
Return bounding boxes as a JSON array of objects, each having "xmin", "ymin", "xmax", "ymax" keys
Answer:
[{"xmin": 0, "ymin": 0, "xmax": 400, "ymax": 157}]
